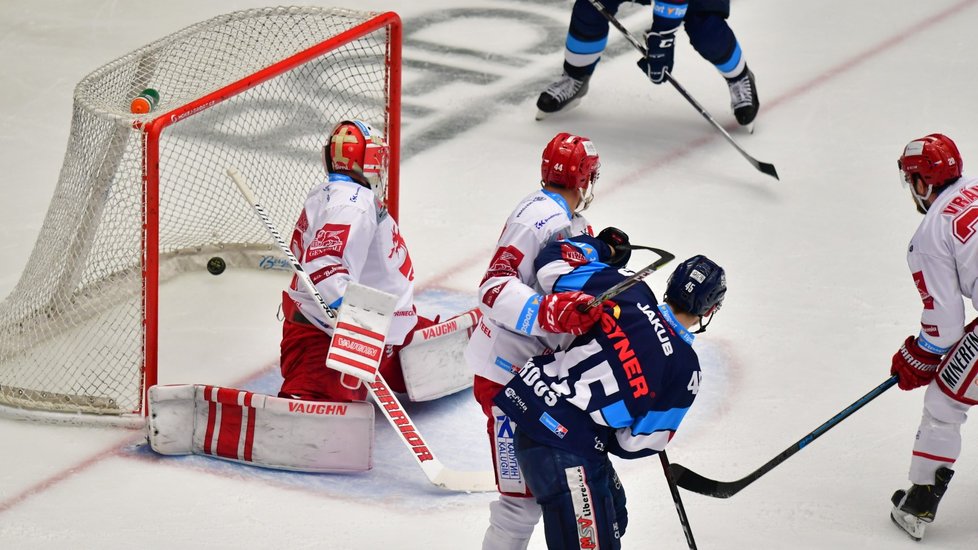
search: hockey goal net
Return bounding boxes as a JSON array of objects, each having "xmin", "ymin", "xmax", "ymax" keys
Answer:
[{"xmin": 0, "ymin": 7, "xmax": 401, "ymax": 425}]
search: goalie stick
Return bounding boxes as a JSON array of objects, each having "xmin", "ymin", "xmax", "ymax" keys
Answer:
[
  {"xmin": 668, "ymin": 375, "xmax": 898, "ymax": 498},
  {"xmin": 585, "ymin": 0, "xmax": 779, "ymax": 181},
  {"xmin": 227, "ymin": 168, "xmax": 495, "ymax": 493}
]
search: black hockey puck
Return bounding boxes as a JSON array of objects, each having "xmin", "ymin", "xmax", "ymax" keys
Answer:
[{"xmin": 207, "ymin": 256, "xmax": 226, "ymax": 275}]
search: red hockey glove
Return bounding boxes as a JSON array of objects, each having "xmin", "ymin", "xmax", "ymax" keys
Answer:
[
  {"xmin": 890, "ymin": 336, "xmax": 942, "ymax": 391},
  {"xmin": 539, "ymin": 291, "xmax": 602, "ymax": 335}
]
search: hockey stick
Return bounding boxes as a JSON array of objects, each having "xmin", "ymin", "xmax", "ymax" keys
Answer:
[
  {"xmin": 585, "ymin": 0, "xmax": 779, "ymax": 181},
  {"xmin": 585, "ymin": 246, "xmax": 675, "ymax": 309},
  {"xmin": 227, "ymin": 168, "xmax": 496, "ymax": 493},
  {"xmin": 660, "ymin": 451, "xmax": 698, "ymax": 550},
  {"xmin": 668, "ymin": 375, "xmax": 898, "ymax": 498}
]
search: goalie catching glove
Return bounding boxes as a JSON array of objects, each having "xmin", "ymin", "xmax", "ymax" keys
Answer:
[
  {"xmin": 891, "ymin": 336, "xmax": 942, "ymax": 391},
  {"xmin": 539, "ymin": 291, "xmax": 602, "ymax": 335}
]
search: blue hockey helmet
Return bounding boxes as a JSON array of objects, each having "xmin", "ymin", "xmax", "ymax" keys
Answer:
[{"xmin": 665, "ymin": 255, "xmax": 726, "ymax": 318}]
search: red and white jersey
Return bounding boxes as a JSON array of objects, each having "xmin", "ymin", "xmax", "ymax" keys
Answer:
[
  {"xmin": 465, "ymin": 189, "xmax": 593, "ymax": 386},
  {"xmin": 908, "ymin": 174, "xmax": 978, "ymax": 353},
  {"xmin": 285, "ymin": 174, "xmax": 417, "ymax": 345}
]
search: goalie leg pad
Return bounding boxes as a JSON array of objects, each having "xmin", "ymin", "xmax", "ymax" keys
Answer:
[
  {"xmin": 400, "ymin": 308, "xmax": 481, "ymax": 401},
  {"xmin": 148, "ymin": 384, "xmax": 374, "ymax": 473}
]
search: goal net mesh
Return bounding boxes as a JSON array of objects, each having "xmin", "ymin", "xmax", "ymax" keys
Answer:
[{"xmin": 0, "ymin": 6, "xmax": 397, "ymax": 422}]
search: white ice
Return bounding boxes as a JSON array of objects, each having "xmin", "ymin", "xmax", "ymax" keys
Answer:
[{"xmin": 2, "ymin": 0, "xmax": 978, "ymax": 548}]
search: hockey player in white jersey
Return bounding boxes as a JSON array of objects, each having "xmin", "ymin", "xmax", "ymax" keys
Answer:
[
  {"xmin": 888, "ymin": 133, "xmax": 978, "ymax": 541},
  {"xmin": 465, "ymin": 132, "xmax": 630, "ymax": 550},
  {"xmin": 280, "ymin": 119, "xmax": 430, "ymax": 402}
]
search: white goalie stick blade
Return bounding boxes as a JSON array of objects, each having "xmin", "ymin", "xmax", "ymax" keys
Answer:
[
  {"xmin": 401, "ymin": 308, "xmax": 482, "ymax": 401},
  {"xmin": 325, "ymin": 282, "xmax": 398, "ymax": 383},
  {"xmin": 368, "ymin": 374, "xmax": 496, "ymax": 492}
]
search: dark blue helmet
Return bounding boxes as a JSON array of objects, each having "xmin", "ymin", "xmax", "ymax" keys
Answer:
[{"xmin": 665, "ymin": 255, "xmax": 726, "ymax": 317}]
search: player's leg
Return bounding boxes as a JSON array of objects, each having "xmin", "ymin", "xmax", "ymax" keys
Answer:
[
  {"xmin": 890, "ymin": 320, "xmax": 978, "ymax": 539},
  {"xmin": 537, "ymin": 0, "xmax": 630, "ymax": 118},
  {"xmin": 475, "ymin": 376, "xmax": 542, "ymax": 550},
  {"xmin": 515, "ymin": 431, "xmax": 624, "ymax": 550},
  {"xmin": 683, "ymin": 1, "xmax": 759, "ymax": 126},
  {"xmin": 280, "ymin": 292, "xmax": 366, "ymax": 402}
]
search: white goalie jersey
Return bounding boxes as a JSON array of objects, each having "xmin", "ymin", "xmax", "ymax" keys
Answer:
[
  {"xmin": 285, "ymin": 174, "xmax": 418, "ymax": 345},
  {"xmin": 908, "ymin": 174, "xmax": 978, "ymax": 354},
  {"xmin": 465, "ymin": 189, "xmax": 593, "ymax": 386}
]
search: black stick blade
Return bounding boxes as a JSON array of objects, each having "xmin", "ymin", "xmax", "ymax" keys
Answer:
[
  {"xmin": 757, "ymin": 161, "xmax": 779, "ymax": 180},
  {"xmin": 668, "ymin": 463, "xmax": 738, "ymax": 499}
]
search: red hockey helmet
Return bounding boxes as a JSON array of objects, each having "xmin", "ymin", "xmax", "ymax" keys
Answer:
[
  {"xmin": 898, "ymin": 133, "xmax": 962, "ymax": 188},
  {"xmin": 541, "ymin": 133, "xmax": 600, "ymax": 190},
  {"xmin": 322, "ymin": 120, "xmax": 389, "ymax": 200}
]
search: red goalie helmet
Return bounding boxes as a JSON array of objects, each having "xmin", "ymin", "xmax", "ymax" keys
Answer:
[
  {"xmin": 541, "ymin": 133, "xmax": 600, "ymax": 190},
  {"xmin": 322, "ymin": 120, "xmax": 389, "ymax": 199},
  {"xmin": 898, "ymin": 133, "xmax": 962, "ymax": 188}
]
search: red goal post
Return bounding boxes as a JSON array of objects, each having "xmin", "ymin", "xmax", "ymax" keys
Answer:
[{"xmin": 0, "ymin": 7, "xmax": 401, "ymax": 425}]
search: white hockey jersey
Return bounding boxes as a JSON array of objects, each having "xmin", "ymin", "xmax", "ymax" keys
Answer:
[
  {"xmin": 285, "ymin": 174, "xmax": 417, "ymax": 345},
  {"xmin": 908, "ymin": 174, "xmax": 978, "ymax": 353},
  {"xmin": 465, "ymin": 189, "xmax": 593, "ymax": 386}
]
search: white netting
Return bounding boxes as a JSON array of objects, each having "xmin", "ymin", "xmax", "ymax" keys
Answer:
[{"xmin": 0, "ymin": 6, "xmax": 396, "ymax": 423}]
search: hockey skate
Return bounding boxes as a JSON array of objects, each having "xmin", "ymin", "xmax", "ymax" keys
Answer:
[
  {"xmin": 726, "ymin": 66, "xmax": 759, "ymax": 131},
  {"xmin": 535, "ymin": 73, "xmax": 590, "ymax": 120},
  {"xmin": 889, "ymin": 467, "xmax": 954, "ymax": 541}
]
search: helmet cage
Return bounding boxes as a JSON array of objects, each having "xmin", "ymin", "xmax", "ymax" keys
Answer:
[{"xmin": 322, "ymin": 120, "xmax": 389, "ymax": 203}]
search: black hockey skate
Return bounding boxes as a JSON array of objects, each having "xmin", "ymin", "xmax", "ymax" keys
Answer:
[
  {"xmin": 726, "ymin": 66, "xmax": 759, "ymax": 129},
  {"xmin": 889, "ymin": 467, "xmax": 954, "ymax": 541},
  {"xmin": 536, "ymin": 73, "xmax": 590, "ymax": 120}
]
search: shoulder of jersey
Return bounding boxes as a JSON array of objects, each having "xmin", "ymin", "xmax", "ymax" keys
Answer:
[
  {"xmin": 510, "ymin": 191, "xmax": 568, "ymax": 229},
  {"xmin": 317, "ymin": 180, "xmax": 376, "ymax": 214}
]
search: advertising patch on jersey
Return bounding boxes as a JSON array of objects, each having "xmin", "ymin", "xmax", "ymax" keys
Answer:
[
  {"xmin": 483, "ymin": 281, "xmax": 508, "ymax": 308},
  {"xmin": 482, "ymin": 245, "xmax": 524, "ymax": 284},
  {"xmin": 937, "ymin": 332, "xmax": 978, "ymax": 404},
  {"xmin": 564, "ymin": 466, "xmax": 599, "ymax": 550},
  {"xmin": 912, "ymin": 271, "xmax": 935, "ymax": 310},
  {"xmin": 560, "ymin": 242, "xmax": 589, "ymax": 266},
  {"xmin": 540, "ymin": 412, "xmax": 568, "ymax": 439},
  {"xmin": 309, "ymin": 263, "xmax": 348, "ymax": 284},
  {"xmin": 307, "ymin": 223, "xmax": 350, "ymax": 261}
]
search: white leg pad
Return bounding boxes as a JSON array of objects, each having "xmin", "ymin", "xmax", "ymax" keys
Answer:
[
  {"xmin": 148, "ymin": 384, "xmax": 374, "ymax": 473},
  {"xmin": 401, "ymin": 308, "xmax": 480, "ymax": 401}
]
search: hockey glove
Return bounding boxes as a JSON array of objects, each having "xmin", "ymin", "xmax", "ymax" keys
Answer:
[
  {"xmin": 597, "ymin": 226, "xmax": 631, "ymax": 268},
  {"xmin": 890, "ymin": 336, "xmax": 942, "ymax": 391},
  {"xmin": 638, "ymin": 28, "xmax": 677, "ymax": 84},
  {"xmin": 539, "ymin": 291, "xmax": 602, "ymax": 335}
]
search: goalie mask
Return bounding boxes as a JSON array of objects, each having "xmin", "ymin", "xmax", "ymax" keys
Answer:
[
  {"xmin": 541, "ymin": 132, "xmax": 600, "ymax": 212},
  {"xmin": 323, "ymin": 120, "xmax": 389, "ymax": 203},
  {"xmin": 665, "ymin": 255, "xmax": 726, "ymax": 333},
  {"xmin": 898, "ymin": 133, "xmax": 962, "ymax": 214}
]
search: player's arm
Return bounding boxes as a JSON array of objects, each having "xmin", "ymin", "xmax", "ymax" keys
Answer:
[
  {"xmin": 638, "ymin": 1, "xmax": 688, "ymax": 83},
  {"xmin": 534, "ymin": 234, "xmax": 616, "ymax": 293},
  {"xmin": 911, "ymin": 252, "xmax": 966, "ymax": 352},
  {"xmin": 478, "ymin": 222, "xmax": 600, "ymax": 337}
]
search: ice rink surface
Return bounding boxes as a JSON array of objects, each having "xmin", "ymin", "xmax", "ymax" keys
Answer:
[{"xmin": 2, "ymin": 0, "xmax": 978, "ymax": 548}]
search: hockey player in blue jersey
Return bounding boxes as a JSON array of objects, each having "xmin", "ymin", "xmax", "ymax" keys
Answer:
[
  {"xmin": 537, "ymin": 0, "xmax": 759, "ymax": 127},
  {"xmin": 494, "ymin": 235, "xmax": 726, "ymax": 549}
]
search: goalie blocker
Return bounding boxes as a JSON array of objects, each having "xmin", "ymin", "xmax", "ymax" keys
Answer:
[{"xmin": 148, "ymin": 384, "xmax": 374, "ymax": 472}]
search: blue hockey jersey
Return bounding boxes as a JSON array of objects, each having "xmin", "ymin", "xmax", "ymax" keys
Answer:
[{"xmin": 493, "ymin": 235, "xmax": 702, "ymax": 459}]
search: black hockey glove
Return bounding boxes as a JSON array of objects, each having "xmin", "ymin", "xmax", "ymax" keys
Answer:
[
  {"xmin": 638, "ymin": 28, "xmax": 677, "ymax": 84},
  {"xmin": 597, "ymin": 227, "xmax": 631, "ymax": 268}
]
